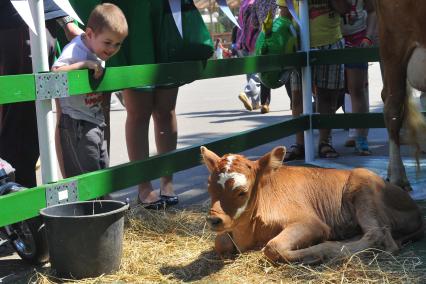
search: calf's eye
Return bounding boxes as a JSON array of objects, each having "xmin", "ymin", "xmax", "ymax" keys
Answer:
[{"xmin": 238, "ymin": 191, "xmax": 246, "ymax": 197}]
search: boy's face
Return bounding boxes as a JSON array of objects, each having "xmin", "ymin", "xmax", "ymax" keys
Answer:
[{"xmin": 86, "ymin": 28, "xmax": 126, "ymax": 61}]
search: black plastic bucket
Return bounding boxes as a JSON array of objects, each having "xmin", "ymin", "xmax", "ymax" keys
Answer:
[{"xmin": 40, "ymin": 200, "xmax": 129, "ymax": 279}]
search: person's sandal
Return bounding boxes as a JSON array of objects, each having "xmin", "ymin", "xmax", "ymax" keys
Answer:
[
  {"xmin": 160, "ymin": 195, "xmax": 179, "ymax": 206},
  {"xmin": 138, "ymin": 194, "xmax": 165, "ymax": 210},
  {"xmin": 284, "ymin": 144, "xmax": 305, "ymax": 162},
  {"xmin": 318, "ymin": 141, "xmax": 339, "ymax": 158}
]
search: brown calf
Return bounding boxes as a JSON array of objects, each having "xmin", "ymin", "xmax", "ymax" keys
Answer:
[{"xmin": 201, "ymin": 146, "xmax": 423, "ymax": 264}]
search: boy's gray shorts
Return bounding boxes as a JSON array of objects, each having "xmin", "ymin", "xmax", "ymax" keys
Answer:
[{"xmin": 59, "ymin": 114, "xmax": 109, "ymax": 178}]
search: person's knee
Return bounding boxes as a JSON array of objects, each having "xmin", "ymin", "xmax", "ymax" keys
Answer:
[
  {"xmin": 152, "ymin": 109, "xmax": 175, "ymax": 123},
  {"xmin": 349, "ymin": 87, "xmax": 366, "ymax": 100},
  {"xmin": 317, "ymin": 88, "xmax": 341, "ymax": 114},
  {"xmin": 125, "ymin": 105, "xmax": 152, "ymax": 123}
]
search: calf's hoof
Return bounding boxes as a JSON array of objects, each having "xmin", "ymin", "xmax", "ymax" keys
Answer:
[
  {"xmin": 262, "ymin": 245, "xmax": 282, "ymax": 264},
  {"xmin": 386, "ymin": 177, "xmax": 413, "ymax": 192}
]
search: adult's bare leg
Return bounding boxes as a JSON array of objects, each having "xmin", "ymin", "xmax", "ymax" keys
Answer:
[
  {"xmin": 347, "ymin": 68, "xmax": 369, "ymax": 138},
  {"xmin": 152, "ymin": 87, "xmax": 178, "ymax": 197},
  {"xmin": 123, "ymin": 88, "xmax": 159, "ymax": 203},
  {"xmin": 292, "ymin": 89, "xmax": 304, "ymax": 146},
  {"xmin": 284, "ymin": 88, "xmax": 304, "ymax": 161},
  {"xmin": 317, "ymin": 87, "xmax": 340, "ymax": 158}
]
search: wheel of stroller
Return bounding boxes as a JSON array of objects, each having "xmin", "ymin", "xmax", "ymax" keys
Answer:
[{"xmin": 2, "ymin": 216, "xmax": 49, "ymax": 264}]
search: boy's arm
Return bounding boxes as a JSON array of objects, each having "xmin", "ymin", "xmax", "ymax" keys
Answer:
[{"xmin": 52, "ymin": 60, "xmax": 103, "ymax": 79}]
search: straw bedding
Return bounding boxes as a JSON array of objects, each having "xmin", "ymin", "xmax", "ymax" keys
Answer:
[{"xmin": 34, "ymin": 204, "xmax": 426, "ymax": 283}]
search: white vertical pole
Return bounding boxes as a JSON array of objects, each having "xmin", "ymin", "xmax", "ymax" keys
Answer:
[
  {"xmin": 29, "ymin": 0, "xmax": 58, "ymax": 183},
  {"xmin": 299, "ymin": 0, "xmax": 314, "ymax": 162}
]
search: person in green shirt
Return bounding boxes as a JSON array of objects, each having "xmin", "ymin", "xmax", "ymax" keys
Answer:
[{"xmin": 255, "ymin": 0, "xmax": 298, "ymax": 113}]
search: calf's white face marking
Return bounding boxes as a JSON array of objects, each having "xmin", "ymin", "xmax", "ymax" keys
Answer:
[
  {"xmin": 217, "ymin": 155, "xmax": 248, "ymax": 190},
  {"xmin": 218, "ymin": 172, "xmax": 248, "ymax": 190},
  {"xmin": 215, "ymin": 155, "xmax": 249, "ymax": 219},
  {"xmin": 234, "ymin": 199, "xmax": 249, "ymax": 219}
]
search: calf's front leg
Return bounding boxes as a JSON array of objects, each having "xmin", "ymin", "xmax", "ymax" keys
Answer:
[
  {"xmin": 214, "ymin": 233, "xmax": 236, "ymax": 258},
  {"xmin": 262, "ymin": 219, "xmax": 330, "ymax": 264}
]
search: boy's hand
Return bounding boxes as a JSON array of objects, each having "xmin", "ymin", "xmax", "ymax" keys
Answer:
[{"xmin": 86, "ymin": 61, "xmax": 104, "ymax": 79}]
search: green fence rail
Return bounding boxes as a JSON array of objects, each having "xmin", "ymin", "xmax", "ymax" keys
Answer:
[
  {"xmin": 0, "ymin": 48, "xmax": 379, "ymax": 104},
  {"xmin": 0, "ymin": 47, "xmax": 382, "ymax": 226}
]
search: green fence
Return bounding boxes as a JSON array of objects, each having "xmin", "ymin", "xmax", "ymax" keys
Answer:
[{"xmin": 0, "ymin": 48, "xmax": 381, "ymax": 227}]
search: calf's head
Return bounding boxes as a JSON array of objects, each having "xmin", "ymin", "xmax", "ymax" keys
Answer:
[{"xmin": 201, "ymin": 146, "xmax": 286, "ymax": 233}]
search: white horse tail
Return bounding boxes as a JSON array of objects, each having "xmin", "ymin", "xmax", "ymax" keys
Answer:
[{"xmin": 403, "ymin": 82, "xmax": 426, "ymax": 173}]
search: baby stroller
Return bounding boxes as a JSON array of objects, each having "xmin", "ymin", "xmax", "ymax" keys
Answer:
[{"xmin": 0, "ymin": 158, "xmax": 48, "ymax": 264}]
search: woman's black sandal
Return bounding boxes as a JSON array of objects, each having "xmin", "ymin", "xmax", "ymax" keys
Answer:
[
  {"xmin": 284, "ymin": 144, "xmax": 305, "ymax": 162},
  {"xmin": 161, "ymin": 195, "xmax": 179, "ymax": 206},
  {"xmin": 138, "ymin": 195, "xmax": 165, "ymax": 210},
  {"xmin": 318, "ymin": 141, "xmax": 339, "ymax": 158}
]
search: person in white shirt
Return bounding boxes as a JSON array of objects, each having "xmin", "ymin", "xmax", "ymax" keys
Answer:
[{"xmin": 52, "ymin": 3, "xmax": 128, "ymax": 178}]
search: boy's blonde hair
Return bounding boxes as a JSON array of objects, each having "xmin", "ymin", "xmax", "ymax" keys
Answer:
[{"xmin": 87, "ymin": 3, "xmax": 128, "ymax": 37}]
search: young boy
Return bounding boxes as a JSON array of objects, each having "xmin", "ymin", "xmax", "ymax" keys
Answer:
[{"xmin": 52, "ymin": 3, "xmax": 128, "ymax": 177}]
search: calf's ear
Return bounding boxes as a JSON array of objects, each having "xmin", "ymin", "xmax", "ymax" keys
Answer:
[
  {"xmin": 201, "ymin": 146, "xmax": 220, "ymax": 173},
  {"xmin": 258, "ymin": 146, "xmax": 286, "ymax": 171}
]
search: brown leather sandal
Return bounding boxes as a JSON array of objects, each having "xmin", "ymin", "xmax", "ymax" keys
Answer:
[{"xmin": 318, "ymin": 141, "xmax": 339, "ymax": 158}]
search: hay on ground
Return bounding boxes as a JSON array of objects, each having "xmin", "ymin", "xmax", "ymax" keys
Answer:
[{"xmin": 34, "ymin": 204, "xmax": 426, "ymax": 283}]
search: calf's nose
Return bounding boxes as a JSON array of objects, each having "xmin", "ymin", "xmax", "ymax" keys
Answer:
[{"xmin": 206, "ymin": 216, "xmax": 223, "ymax": 227}]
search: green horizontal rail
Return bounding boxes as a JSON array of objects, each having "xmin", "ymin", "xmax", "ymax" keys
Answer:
[
  {"xmin": 0, "ymin": 47, "xmax": 380, "ymax": 104},
  {"xmin": 312, "ymin": 113, "xmax": 385, "ymax": 129},
  {"xmin": 310, "ymin": 47, "xmax": 380, "ymax": 65},
  {"xmin": 0, "ymin": 116, "xmax": 309, "ymax": 227},
  {"xmin": 0, "ymin": 74, "xmax": 35, "ymax": 104},
  {"xmin": 0, "ymin": 53, "xmax": 306, "ymax": 104},
  {"xmin": 69, "ymin": 52, "xmax": 307, "ymax": 95}
]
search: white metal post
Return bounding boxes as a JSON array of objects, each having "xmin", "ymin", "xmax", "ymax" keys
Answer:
[
  {"xmin": 299, "ymin": 0, "xmax": 314, "ymax": 162},
  {"xmin": 29, "ymin": 0, "xmax": 58, "ymax": 183}
]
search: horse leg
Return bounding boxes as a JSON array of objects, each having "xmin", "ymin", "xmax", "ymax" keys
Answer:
[{"xmin": 381, "ymin": 60, "xmax": 411, "ymax": 191}]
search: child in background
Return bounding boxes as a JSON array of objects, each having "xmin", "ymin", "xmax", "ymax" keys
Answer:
[
  {"xmin": 214, "ymin": 38, "xmax": 225, "ymax": 59},
  {"xmin": 52, "ymin": 3, "xmax": 128, "ymax": 177}
]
